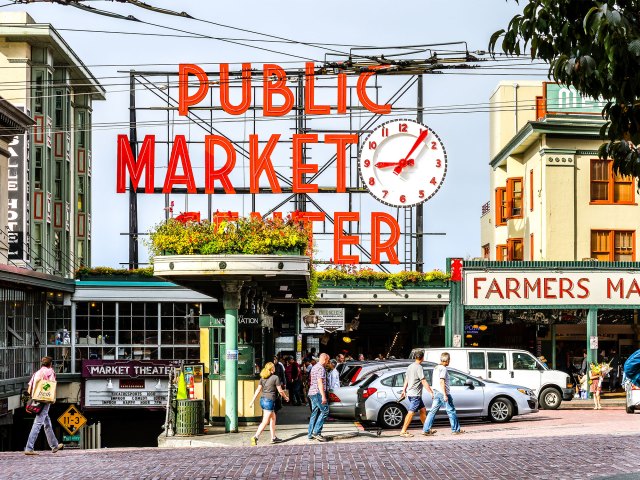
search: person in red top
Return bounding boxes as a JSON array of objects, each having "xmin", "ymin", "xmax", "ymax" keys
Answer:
[{"xmin": 24, "ymin": 356, "xmax": 63, "ymax": 455}]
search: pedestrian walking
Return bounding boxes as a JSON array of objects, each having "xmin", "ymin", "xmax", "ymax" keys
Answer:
[
  {"xmin": 328, "ymin": 359, "xmax": 340, "ymax": 391},
  {"xmin": 307, "ymin": 353, "xmax": 330, "ymax": 442},
  {"xmin": 24, "ymin": 356, "xmax": 63, "ymax": 455},
  {"xmin": 608, "ymin": 349, "xmax": 620, "ymax": 392},
  {"xmin": 286, "ymin": 357, "xmax": 303, "ymax": 406},
  {"xmin": 423, "ymin": 352, "xmax": 465, "ymax": 436},
  {"xmin": 590, "ymin": 364, "xmax": 603, "ymax": 410},
  {"xmin": 399, "ymin": 350, "xmax": 433, "ymax": 438},
  {"xmin": 273, "ymin": 355, "xmax": 287, "ymax": 389},
  {"xmin": 249, "ymin": 362, "xmax": 290, "ymax": 445}
]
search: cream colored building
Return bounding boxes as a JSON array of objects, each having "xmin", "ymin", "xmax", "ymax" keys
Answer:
[
  {"xmin": 0, "ymin": 12, "xmax": 104, "ymax": 275},
  {"xmin": 481, "ymin": 80, "xmax": 638, "ymax": 262}
]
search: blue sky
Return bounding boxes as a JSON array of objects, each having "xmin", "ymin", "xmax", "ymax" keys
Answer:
[{"xmin": 10, "ymin": 0, "xmax": 544, "ymax": 270}]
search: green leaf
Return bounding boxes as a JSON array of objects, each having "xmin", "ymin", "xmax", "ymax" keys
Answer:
[{"xmin": 629, "ymin": 39, "xmax": 640, "ymax": 57}]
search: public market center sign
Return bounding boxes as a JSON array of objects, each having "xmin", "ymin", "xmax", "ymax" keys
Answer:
[{"xmin": 115, "ymin": 63, "xmax": 446, "ymax": 265}]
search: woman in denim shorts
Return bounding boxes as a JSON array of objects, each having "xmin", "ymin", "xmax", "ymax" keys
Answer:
[{"xmin": 249, "ymin": 362, "xmax": 289, "ymax": 445}]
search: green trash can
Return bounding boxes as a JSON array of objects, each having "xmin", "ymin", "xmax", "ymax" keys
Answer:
[{"xmin": 175, "ymin": 399, "xmax": 205, "ymax": 436}]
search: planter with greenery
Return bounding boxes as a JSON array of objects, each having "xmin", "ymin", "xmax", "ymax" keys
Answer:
[
  {"xmin": 75, "ymin": 266, "xmax": 159, "ymax": 281},
  {"xmin": 148, "ymin": 216, "xmax": 312, "ymax": 257},
  {"xmin": 316, "ymin": 267, "xmax": 450, "ymax": 291}
]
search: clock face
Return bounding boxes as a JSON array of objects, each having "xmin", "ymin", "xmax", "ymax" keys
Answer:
[{"xmin": 358, "ymin": 119, "xmax": 447, "ymax": 207}]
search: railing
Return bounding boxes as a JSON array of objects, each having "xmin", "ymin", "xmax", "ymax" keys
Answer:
[{"xmin": 481, "ymin": 201, "xmax": 491, "ymax": 217}]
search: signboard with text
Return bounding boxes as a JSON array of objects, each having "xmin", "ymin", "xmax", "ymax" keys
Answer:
[
  {"xmin": 544, "ymin": 83, "xmax": 606, "ymax": 115},
  {"xmin": 84, "ymin": 378, "xmax": 169, "ymax": 408},
  {"xmin": 7, "ymin": 129, "xmax": 29, "ymax": 261},
  {"xmin": 82, "ymin": 360, "xmax": 178, "ymax": 378},
  {"xmin": 464, "ymin": 270, "xmax": 640, "ymax": 307},
  {"xmin": 300, "ymin": 307, "xmax": 345, "ymax": 334}
]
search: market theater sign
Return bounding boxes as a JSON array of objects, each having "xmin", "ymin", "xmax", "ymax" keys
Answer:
[
  {"xmin": 464, "ymin": 270, "xmax": 640, "ymax": 306},
  {"xmin": 115, "ymin": 63, "xmax": 443, "ymax": 265}
]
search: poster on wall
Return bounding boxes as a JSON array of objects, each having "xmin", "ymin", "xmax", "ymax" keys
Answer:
[{"xmin": 300, "ymin": 308, "xmax": 345, "ymax": 334}]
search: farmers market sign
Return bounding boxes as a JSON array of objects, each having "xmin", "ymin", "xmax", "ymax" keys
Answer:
[{"xmin": 465, "ymin": 270, "xmax": 640, "ymax": 307}]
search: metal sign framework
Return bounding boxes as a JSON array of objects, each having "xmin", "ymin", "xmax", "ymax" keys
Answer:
[{"xmin": 124, "ymin": 56, "xmax": 478, "ymax": 272}]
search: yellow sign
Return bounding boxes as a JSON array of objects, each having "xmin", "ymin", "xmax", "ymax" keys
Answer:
[{"xmin": 57, "ymin": 405, "xmax": 87, "ymax": 436}]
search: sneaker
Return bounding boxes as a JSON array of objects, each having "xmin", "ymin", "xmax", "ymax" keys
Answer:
[
  {"xmin": 250, "ymin": 436, "xmax": 258, "ymax": 446},
  {"xmin": 24, "ymin": 450, "xmax": 38, "ymax": 456},
  {"xmin": 307, "ymin": 436, "xmax": 314, "ymax": 441},
  {"xmin": 271, "ymin": 437, "xmax": 283, "ymax": 444},
  {"xmin": 313, "ymin": 434, "xmax": 328, "ymax": 442},
  {"xmin": 452, "ymin": 430, "xmax": 466, "ymax": 435},
  {"xmin": 422, "ymin": 429, "xmax": 437, "ymax": 436},
  {"xmin": 52, "ymin": 444, "xmax": 64, "ymax": 453}
]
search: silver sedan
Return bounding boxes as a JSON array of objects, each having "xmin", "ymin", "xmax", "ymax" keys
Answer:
[{"xmin": 356, "ymin": 365, "xmax": 539, "ymax": 429}]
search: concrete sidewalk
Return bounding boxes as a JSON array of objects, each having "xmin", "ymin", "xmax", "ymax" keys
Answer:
[
  {"xmin": 158, "ymin": 404, "xmax": 376, "ymax": 449},
  {"xmin": 158, "ymin": 395, "xmax": 630, "ymax": 449},
  {"xmin": 560, "ymin": 392, "xmax": 626, "ymax": 409}
]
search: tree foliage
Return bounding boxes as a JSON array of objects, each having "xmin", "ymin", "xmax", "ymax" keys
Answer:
[{"xmin": 489, "ymin": 1, "xmax": 640, "ymax": 182}]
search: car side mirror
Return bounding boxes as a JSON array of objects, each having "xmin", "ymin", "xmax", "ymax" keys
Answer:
[{"xmin": 464, "ymin": 379, "xmax": 475, "ymax": 390}]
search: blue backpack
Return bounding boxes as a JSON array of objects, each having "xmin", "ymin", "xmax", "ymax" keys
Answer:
[{"xmin": 623, "ymin": 349, "xmax": 640, "ymax": 387}]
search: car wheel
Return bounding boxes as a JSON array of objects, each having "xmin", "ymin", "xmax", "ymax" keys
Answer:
[
  {"xmin": 378, "ymin": 403, "xmax": 406, "ymax": 429},
  {"xmin": 539, "ymin": 387, "xmax": 562, "ymax": 410},
  {"xmin": 626, "ymin": 405, "xmax": 635, "ymax": 414},
  {"xmin": 488, "ymin": 397, "xmax": 514, "ymax": 423}
]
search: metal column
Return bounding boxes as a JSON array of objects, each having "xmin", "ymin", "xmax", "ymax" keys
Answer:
[
  {"xmin": 222, "ymin": 281, "xmax": 243, "ymax": 433},
  {"xmin": 586, "ymin": 308, "xmax": 598, "ymax": 399}
]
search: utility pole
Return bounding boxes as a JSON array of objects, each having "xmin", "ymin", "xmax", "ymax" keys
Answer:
[
  {"xmin": 416, "ymin": 75, "xmax": 424, "ymax": 272},
  {"xmin": 128, "ymin": 71, "xmax": 139, "ymax": 269}
]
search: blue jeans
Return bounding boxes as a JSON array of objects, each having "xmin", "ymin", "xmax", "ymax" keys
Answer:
[
  {"xmin": 308, "ymin": 393, "xmax": 329, "ymax": 438},
  {"xmin": 423, "ymin": 392, "xmax": 460, "ymax": 433},
  {"xmin": 25, "ymin": 403, "xmax": 59, "ymax": 451}
]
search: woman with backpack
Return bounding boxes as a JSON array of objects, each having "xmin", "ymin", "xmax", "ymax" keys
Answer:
[
  {"xmin": 24, "ymin": 356, "xmax": 63, "ymax": 455},
  {"xmin": 248, "ymin": 362, "xmax": 289, "ymax": 446}
]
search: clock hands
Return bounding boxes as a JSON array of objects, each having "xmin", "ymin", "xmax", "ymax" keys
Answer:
[
  {"xmin": 393, "ymin": 129, "xmax": 429, "ymax": 176},
  {"xmin": 374, "ymin": 160, "xmax": 415, "ymax": 168}
]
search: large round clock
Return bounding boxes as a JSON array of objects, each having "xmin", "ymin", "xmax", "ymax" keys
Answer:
[{"xmin": 358, "ymin": 119, "xmax": 447, "ymax": 207}]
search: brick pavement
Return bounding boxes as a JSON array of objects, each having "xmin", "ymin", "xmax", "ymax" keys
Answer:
[{"xmin": 3, "ymin": 433, "xmax": 640, "ymax": 480}]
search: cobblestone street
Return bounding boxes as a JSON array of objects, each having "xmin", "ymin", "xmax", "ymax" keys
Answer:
[{"xmin": 3, "ymin": 432, "xmax": 640, "ymax": 480}]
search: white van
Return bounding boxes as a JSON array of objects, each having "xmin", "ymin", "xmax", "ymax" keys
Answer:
[{"xmin": 410, "ymin": 347, "xmax": 574, "ymax": 409}]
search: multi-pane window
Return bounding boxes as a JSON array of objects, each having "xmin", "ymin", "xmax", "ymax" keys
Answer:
[
  {"xmin": 508, "ymin": 238, "xmax": 524, "ymax": 261},
  {"xmin": 33, "ymin": 223, "xmax": 42, "ymax": 267},
  {"xmin": 54, "ymin": 160, "xmax": 62, "ymax": 200},
  {"xmin": 496, "ymin": 244, "xmax": 508, "ymax": 261},
  {"xmin": 482, "ymin": 244, "xmax": 490, "ymax": 259},
  {"xmin": 507, "ymin": 177, "xmax": 523, "ymax": 218},
  {"xmin": 495, "ymin": 187, "xmax": 507, "ymax": 226},
  {"xmin": 33, "ymin": 71, "xmax": 44, "ymax": 114},
  {"xmin": 34, "ymin": 147, "xmax": 43, "ymax": 190},
  {"xmin": 77, "ymin": 176, "xmax": 85, "ymax": 212},
  {"xmin": 591, "ymin": 230, "xmax": 635, "ymax": 261},
  {"xmin": 591, "ymin": 159, "xmax": 634, "ymax": 203},
  {"xmin": 160, "ymin": 303, "xmax": 200, "ymax": 360}
]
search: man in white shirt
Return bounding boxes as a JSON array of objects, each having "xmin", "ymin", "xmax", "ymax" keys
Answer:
[{"xmin": 423, "ymin": 352, "xmax": 465, "ymax": 435}]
